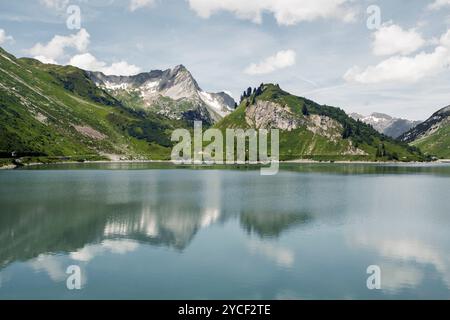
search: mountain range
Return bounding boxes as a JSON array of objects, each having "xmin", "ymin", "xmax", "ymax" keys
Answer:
[
  {"xmin": 350, "ymin": 112, "xmax": 421, "ymax": 139},
  {"xmin": 87, "ymin": 65, "xmax": 235, "ymax": 125},
  {"xmin": 1, "ymin": 46, "xmax": 448, "ymax": 166},
  {"xmin": 0, "ymin": 47, "xmax": 181, "ymax": 162}
]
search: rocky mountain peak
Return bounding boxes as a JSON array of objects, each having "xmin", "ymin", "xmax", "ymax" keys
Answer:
[
  {"xmin": 349, "ymin": 112, "xmax": 420, "ymax": 139},
  {"xmin": 371, "ymin": 112, "xmax": 392, "ymax": 120},
  {"xmin": 86, "ymin": 64, "xmax": 235, "ymax": 124},
  {"xmin": 158, "ymin": 65, "xmax": 201, "ymax": 100}
]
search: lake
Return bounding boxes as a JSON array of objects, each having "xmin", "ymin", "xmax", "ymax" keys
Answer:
[{"xmin": 0, "ymin": 163, "xmax": 449, "ymax": 299}]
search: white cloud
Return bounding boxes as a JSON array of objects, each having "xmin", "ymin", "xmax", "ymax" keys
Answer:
[
  {"xmin": 352, "ymin": 233, "xmax": 450, "ymax": 289},
  {"xmin": 244, "ymin": 50, "xmax": 296, "ymax": 75},
  {"xmin": 372, "ymin": 23, "xmax": 425, "ymax": 56},
  {"xmin": 30, "ymin": 28, "xmax": 90, "ymax": 63},
  {"xmin": 187, "ymin": 0, "xmax": 357, "ymax": 26},
  {"xmin": 33, "ymin": 55, "xmax": 58, "ymax": 64},
  {"xmin": 344, "ymin": 48, "xmax": 449, "ymax": 84},
  {"xmin": 69, "ymin": 52, "xmax": 141, "ymax": 75},
  {"xmin": 377, "ymin": 262, "xmax": 424, "ymax": 293},
  {"xmin": 70, "ymin": 240, "xmax": 139, "ymax": 262},
  {"xmin": 0, "ymin": 29, "xmax": 14, "ymax": 45},
  {"xmin": 248, "ymin": 240, "xmax": 295, "ymax": 268},
  {"xmin": 129, "ymin": 0, "xmax": 155, "ymax": 11},
  {"xmin": 39, "ymin": 0, "xmax": 69, "ymax": 10},
  {"xmin": 28, "ymin": 28, "xmax": 140, "ymax": 74},
  {"xmin": 344, "ymin": 29, "xmax": 450, "ymax": 84},
  {"xmin": 428, "ymin": 0, "xmax": 450, "ymax": 10},
  {"xmin": 29, "ymin": 255, "xmax": 66, "ymax": 282}
]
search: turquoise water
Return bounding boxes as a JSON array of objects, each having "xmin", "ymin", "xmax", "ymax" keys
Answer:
[{"xmin": 0, "ymin": 163, "xmax": 449, "ymax": 299}]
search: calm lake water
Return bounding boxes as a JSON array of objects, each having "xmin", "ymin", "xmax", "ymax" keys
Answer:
[{"xmin": 0, "ymin": 163, "xmax": 449, "ymax": 299}]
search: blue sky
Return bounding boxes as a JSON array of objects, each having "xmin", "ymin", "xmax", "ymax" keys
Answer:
[{"xmin": 1, "ymin": 0, "xmax": 450, "ymax": 120}]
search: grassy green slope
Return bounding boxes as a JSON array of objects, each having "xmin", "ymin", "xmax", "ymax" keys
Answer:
[
  {"xmin": 0, "ymin": 47, "xmax": 185, "ymax": 163},
  {"xmin": 411, "ymin": 125, "xmax": 450, "ymax": 158},
  {"xmin": 399, "ymin": 106, "xmax": 450, "ymax": 159},
  {"xmin": 216, "ymin": 84, "xmax": 426, "ymax": 162}
]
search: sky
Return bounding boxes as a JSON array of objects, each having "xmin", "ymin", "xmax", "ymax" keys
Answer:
[{"xmin": 1, "ymin": 0, "xmax": 450, "ymax": 120}]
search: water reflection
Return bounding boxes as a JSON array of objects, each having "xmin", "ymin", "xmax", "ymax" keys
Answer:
[
  {"xmin": 248, "ymin": 240, "xmax": 295, "ymax": 268},
  {"xmin": 0, "ymin": 165, "xmax": 449, "ymax": 299},
  {"xmin": 0, "ymin": 170, "xmax": 315, "ymax": 267},
  {"xmin": 240, "ymin": 211, "xmax": 311, "ymax": 238},
  {"xmin": 350, "ymin": 229, "xmax": 450, "ymax": 291}
]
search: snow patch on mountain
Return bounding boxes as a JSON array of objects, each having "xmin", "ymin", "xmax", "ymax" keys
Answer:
[
  {"xmin": 350, "ymin": 112, "xmax": 421, "ymax": 139},
  {"xmin": 199, "ymin": 91, "xmax": 234, "ymax": 118},
  {"xmin": 87, "ymin": 65, "xmax": 235, "ymax": 123}
]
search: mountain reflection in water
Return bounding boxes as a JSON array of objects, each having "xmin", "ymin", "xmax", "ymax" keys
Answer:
[{"xmin": 0, "ymin": 164, "xmax": 449, "ymax": 299}]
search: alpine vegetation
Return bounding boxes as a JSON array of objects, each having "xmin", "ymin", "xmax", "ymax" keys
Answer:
[{"xmin": 171, "ymin": 121, "xmax": 280, "ymax": 175}]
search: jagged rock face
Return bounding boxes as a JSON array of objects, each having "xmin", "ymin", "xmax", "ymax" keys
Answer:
[
  {"xmin": 212, "ymin": 92, "xmax": 236, "ymax": 109},
  {"xmin": 400, "ymin": 106, "xmax": 450, "ymax": 143},
  {"xmin": 350, "ymin": 112, "xmax": 421, "ymax": 139},
  {"xmin": 307, "ymin": 114, "xmax": 343, "ymax": 142},
  {"xmin": 87, "ymin": 65, "xmax": 235, "ymax": 125},
  {"xmin": 245, "ymin": 100, "xmax": 303, "ymax": 131},
  {"xmin": 157, "ymin": 65, "xmax": 201, "ymax": 100},
  {"xmin": 245, "ymin": 100, "xmax": 343, "ymax": 141},
  {"xmin": 243, "ymin": 99, "xmax": 367, "ymax": 156}
]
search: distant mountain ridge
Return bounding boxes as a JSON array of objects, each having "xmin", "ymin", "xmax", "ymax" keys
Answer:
[
  {"xmin": 350, "ymin": 112, "xmax": 421, "ymax": 139},
  {"xmin": 87, "ymin": 65, "xmax": 235, "ymax": 125}
]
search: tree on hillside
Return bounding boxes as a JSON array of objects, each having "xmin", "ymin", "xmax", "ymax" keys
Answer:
[
  {"xmin": 255, "ymin": 83, "xmax": 263, "ymax": 96},
  {"xmin": 302, "ymin": 104, "xmax": 309, "ymax": 116},
  {"xmin": 342, "ymin": 123, "xmax": 353, "ymax": 139},
  {"xmin": 376, "ymin": 143, "xmax": 386, "ymax": 158}
]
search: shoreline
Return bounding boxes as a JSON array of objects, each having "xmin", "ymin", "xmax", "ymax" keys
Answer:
[{"xmin": 1, "ymin": 158, "xmax": 450, "ymax": 170}]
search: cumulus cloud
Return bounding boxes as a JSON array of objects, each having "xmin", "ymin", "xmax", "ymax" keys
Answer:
[
  {"xmin": 28, "ymin": 28, "xmax": 140, "ymax": 74},
  {"xmin": 129, "ymin": 0, "xmax": 155, "ymax": 11},
  {"xmin": 372, "ymin": 23, "xmax": 425, "ymax": 56},
  {"xmin": 29, "ymin": 28, "xmax": 90, "ymax": 63},
  {"xmin": 344, "ymin": 29, "xmax": 450, "ymax": 84},
  {"xmin": 377, "ymin": 262, "xmax": 424, "ymax": 293},
  {"xmin": 248, "ymin": 240, "xmax": 295, "ymax": 268},
  {"xmin": 70, "ymin": 240, "xmax": 139, "ymax": 262},
  {"xmin": 352, "ymin": 233, "xmax": 450, "ymax": 289},
  {"xmin": 69, "ymin": 52, "xmax": 141, "ymax": 75},
  {"xmin": 428, "ymin": 0, "xmax": 450, "ymax": 10},
  {"xmin": 187, "ymin": 0, "xmax": 358, "ymax": 26},
  {"xmin": 0, "ymin": 29, "xmax": 13, "ymax": 45},
  {"xmin": 29, "ymin": 255, "xmax": 66, "ymax": 282},
  {"xmin": 244, "ymin": 50, "xmax": 296, "ymax": 75},
  {"xmin": 33, "ymin": 56, "xmax": 58, "ymax": 64}
]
